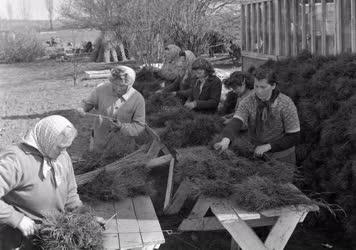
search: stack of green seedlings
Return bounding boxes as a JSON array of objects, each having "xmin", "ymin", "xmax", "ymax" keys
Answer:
[
  {"xmin": 258, "ymin": 51, "xmax": 356, "ymax": 236},
  {"xmin": 34, "ymin": 207, "xmax": 103, "ymax": 250},
  {"xmin": 174, "ymin": 146, "xmax": 312, "ymax": 211},
  {"xmin": 78, "ymin": 165, "xmax": 155, "ymax": 202}
]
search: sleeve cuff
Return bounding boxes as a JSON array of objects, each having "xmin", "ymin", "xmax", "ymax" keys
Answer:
[{"xmin": 7, "ymin": 210, "xmax": 24, "ymax": 228}]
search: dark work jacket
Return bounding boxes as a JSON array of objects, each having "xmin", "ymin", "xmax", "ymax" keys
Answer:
[{"xmin": 177, "ymin": 75, "xmax": 222, "ymax": 114}]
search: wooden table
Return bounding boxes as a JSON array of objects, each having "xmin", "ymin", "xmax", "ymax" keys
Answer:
[
  {"xmin": 89, "ymin": 196, "xmax": 165, "ymax": 250},
  {"xmin": 178, "ymin": 195, "xmax": 318, "ymax": 250}
]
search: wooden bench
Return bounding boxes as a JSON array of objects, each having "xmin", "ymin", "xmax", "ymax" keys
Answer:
[
  {"xmin": 89, "ymin": 196, "xmax": 165, "ymax": 250},
  {"xmin": 178, "ymin": 195, "xmax": 318, "ymax": 250}
]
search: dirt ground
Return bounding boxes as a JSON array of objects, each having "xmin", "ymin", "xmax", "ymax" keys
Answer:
[{"xmin": 0, "ymin": 60, "xmax": 352, "ymax": 250}]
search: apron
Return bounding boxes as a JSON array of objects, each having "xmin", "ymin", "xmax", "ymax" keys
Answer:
[{"xmin": 0, "ymin": 225, "xmax": 39, "ymax": 250}]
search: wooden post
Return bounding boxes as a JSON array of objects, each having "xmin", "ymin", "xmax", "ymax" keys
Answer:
[
  {"xmin": 283, "ymin": 0, "xmax": 291, "ymax": 56},
  {"xmin": 310, "ymin": 0, "xmax": 316, "ymax": 54},
  {"xmin": 256, "ymin": 3, "xmax": 261, "ymax": 53},
  {"xmin": 268, "ymin": 0, "xmax": 273, "ymax": 54},
  {"xmin": 251, "ymin": 3, "xmax": 256, "ymax": 51},
  {"xmin": 351, "ymin": 0, "xmax": 356, "ymax": 53},
  {"xmin": 335, "ymin": 0, "xmax": 342, "ymax": 54},
  {"xmin": 291, "ymin": 0, "xmax": 298, "ymax": 56},
  {"xmin": 321, "ymin": 0, "xmax": 327, "ymax": 55},
  {"xmin": 262, "ymin": 2, "xmax": 267, "ymax": 54},
  {"xmin": 274, "ymin": 0, "xmax": 282, "ymax": 56},
  {"xmin": 246, "ymin": 4, "xmax": 251, "ymax": 51},
  {"xmin": 301, "ymin": 0, "xmax": 307, "ymax": 50},
  {"xmin": 241, "ymin": 4, "xmax": 246, "ymax": 50}
]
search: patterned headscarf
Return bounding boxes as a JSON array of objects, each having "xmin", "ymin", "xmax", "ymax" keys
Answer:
[
  {"xmin": 110, "ymin": 65, "xmax": 136, "ymax": 88},
  {"xmin": 164, "ymin": 44, "xmax": 181, "ymax": 62},
  {"xmin": 22, "ymin": 115, "xmax": 77, "ymax": 187}
]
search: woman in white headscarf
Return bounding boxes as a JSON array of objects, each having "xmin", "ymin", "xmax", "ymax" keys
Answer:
[
  {"xmin": 0, "ymin": 115, "xmax": 82, "ymax": 249},
  {"xmin": 157, "ymin": 44, "xmax": 184, "ymax": 83},
  {"xmin": 80, "ymin": 65, "xmax": 146, "ymax": 152}
]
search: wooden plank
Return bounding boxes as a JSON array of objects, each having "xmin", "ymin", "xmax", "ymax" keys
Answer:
[
  {"xmin": 321, "ymin": 0, "xmax": 327, "ymax": 55},
  {"xmin": 291, "ymin": 0, "xmax": 298, "ymax": 56},
  {"xmin": 246, "ymin": 4, "xmax": 251, "ymax": 51},
  {"xmin": 267, "ymin": 0, "xmax": 273, "ymax": 54},
  {"xmin": 164, "ymin": 179, "xmax": 193, "ymax": 215},
  {"xmin": 310, "ymin": 0, "xmax": 316, "ymax": 54},
  {"xmin": 179, "ymin": 216, "xmax": 278, "ymax": 231},
  {"xmin": 102, "ymin": 234, "xmax": 120, "ymax": 250},
  {"xmin": 251, "ymin": 3, "xmax": 256, "ymax": 51},
  {"xmin": 187, "ymin": 196, "xmax": 213, "ymax": 219},
  {"xmin": 274, "ymin": 0, "xmax": 282, "ymax": 55},
  {"xmin": 145, "ymin": 154, "xmax": 172, "ymax": 170},
  {"xmin": 114, "ymin": 199, "xmax": 143, "ymax": 249},
  {"xmin": 89, "ymin": 202, "xmax": 118, "ymax": 234},
  {"xmin": 261, "ymin": 2, "xmax": 267, "ymax": 54},
  {"xmin": 260, "ymin": 204, "xmax": 318, "ymax": 217},
  {"xmin": 133, "ymin": 196, "xmax": 165, "ymax": 246},
  {"xmin": 352, "ymin": 0, "xmax": 356, "ymax": 53},
  {"xmin": 256, "ymin": 3, "xmax": 261, "ymax": 53},
  {"xmin": 301, "ymin": 1, "xmax": 307, "ymax": 50},
  {"xmin": 264, "ymin": 210, "xmax": 305, "ymax": 250},
  {"xmin": 163, "ymin": 158, "xmax": 175, "ymax": 210},
  {"xmin": 335, "ymin": 0, "xmax": 342, "ymax": 54},
  {"xmin": 147, "ymin": 140, "xmax": 163, "ymax": 158},
  {"xmin": 283, "ymin": 0, "xmax": 290, "ymax": 56},
  {"xmin": 211, "ymin": 201, "xmax": 267, "ymax": 250},
  {"xmin": 241, "ymin": 4, "xmax": 246, "ymax": 50}
]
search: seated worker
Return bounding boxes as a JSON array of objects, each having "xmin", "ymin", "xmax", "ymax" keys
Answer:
[
  {"xmin": 79, "ymin": 65, "xmax": 145, "ymax": 152},
  {"xmin": 214, "ymin": 67, "xmax": 300, "ymax": 164},
  {"xmin": 219, "ymin": 71, "xmax": 253, "ymax": 124},
  {"xmin": 157, "ymin": 50, "xmax": 196, "ymax": 103},
  {"xmin": 176, "ymin": 58, "xmax": 222, "ymax": 114},
  {"xmin": 156, "ymin": 44, "xmax": 185, "ymax": 85},
  {"xmin": 0, "ymin": 115, "xmax": 83, "ymax": 249}
]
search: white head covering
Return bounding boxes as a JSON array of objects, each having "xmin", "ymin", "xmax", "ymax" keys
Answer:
[
  {"xmin": 22, "ymin": 115, "xmax": 77, "ymax": 186},
  {"xmin": 110, "ymin": 65, "xmax": 136, "ymax": 88}
]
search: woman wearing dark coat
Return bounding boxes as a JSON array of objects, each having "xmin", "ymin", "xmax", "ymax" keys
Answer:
[{"xmin": 176, "ymin": 58, "xmax": 222, "ymax": 114}]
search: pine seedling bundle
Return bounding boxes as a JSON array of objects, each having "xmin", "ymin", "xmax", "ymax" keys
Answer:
[
  {"xmin": 173, "ymin": 146, "xmax": 307, "ymax": 211},
  {"xmin": 34, "ymin": 208, "xmax": 103, "ymax": 250},
  {"xmin": 78, "ymin": 165, "xmax": 155, "ymax": 202}
]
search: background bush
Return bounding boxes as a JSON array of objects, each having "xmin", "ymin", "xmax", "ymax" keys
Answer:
[{"xmin": 0, "ymin": 32, "xmax": 45, "ymax": 63}]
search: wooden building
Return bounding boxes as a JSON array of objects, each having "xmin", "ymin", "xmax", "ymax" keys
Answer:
[{"xmin": 238, "ymin": 0, "xmax": 356, "ymax": 70}]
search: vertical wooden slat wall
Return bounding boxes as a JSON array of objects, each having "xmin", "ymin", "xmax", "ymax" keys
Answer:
[
  {"xmin": 321, "ymin": 0, "xmax": 327, "ymax": 55},
  {"xmin": 310, "ymin": 0, "xmax": 316, "ymax": 54},
  {"xmin": 251, "ymin": 3, "xmax": 256, "ymax": 51},
  {"xmin": 240, "ymin": 0, "xmax": 354, "ymax": 57},
  {"xmin": 256, "ymin": 3, "xmax": 261, "ymax": 53},
  {"xmin": 291, "ymin": 0, "xmax": 298, "ymax": 56},
  {"xmin": 241, "ymin": 4, "xmax": 246, "ymax": 50},
  {"xmin": 351, "ymin": 0, "xmax": 356, "ymax": 53},
  {"xmin": 274, "ymin": 0, "xmax": 282, "ymax": 56},
  {"xmin": 262, "ymin": 2, "xmax": 267, "ymax": 54}
]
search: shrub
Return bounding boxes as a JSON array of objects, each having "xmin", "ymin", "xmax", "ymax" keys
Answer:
[{"xmin": 0, "ymin": 32, "xmax": 45, "ymax": 63}]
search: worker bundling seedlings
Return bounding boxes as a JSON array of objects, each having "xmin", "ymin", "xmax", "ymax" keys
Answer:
[
  {"xmin": 0, "ymin": 116, "xmax": 104, "ymax": 250},
  {"xmin": 174, "ymin": 58, "xmax": 222, "ymax": 114},
  {"xmin": 78, "ymin": 65, "xmax": 146, "ymax": 153},
  {"xmin": 215, "ymin": 67, "xmax": 301, "ymax": 164}
]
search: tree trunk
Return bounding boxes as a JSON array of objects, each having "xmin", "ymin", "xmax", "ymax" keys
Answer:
[{"xmin": 118, "ymin": 41, "xmax": 127, "ymax": 61}]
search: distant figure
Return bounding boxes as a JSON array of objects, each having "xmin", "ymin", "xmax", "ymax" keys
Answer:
[
  {"xmin": 228, "ymin": 40, "xmax": 241, "ymax": 65},
  {"xmin": 84, "ymin": 41, "xmax": 93, "ymax": 53}
]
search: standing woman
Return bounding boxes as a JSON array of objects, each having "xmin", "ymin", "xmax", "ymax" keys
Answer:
[
  {"xmin": 0, "ymin": 115, "xmax": 82, "ymax": 249},
  {"xmin": 214, "ymin": 68, "xmax": 300, "ymax": 164},
  {"xmin": 177, "ymin": 58, "xmax": 222, "ymax": 114}
]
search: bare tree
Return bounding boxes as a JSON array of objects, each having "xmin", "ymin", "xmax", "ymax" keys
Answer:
[
  {"xmin": 45, "ymin": 0, "xmax": 54, "ymax": 30},
  {"xmin": 6, "ymin": 1, "xmax": 13, "ymax": 20}
]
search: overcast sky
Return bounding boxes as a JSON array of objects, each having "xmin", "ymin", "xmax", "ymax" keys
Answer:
[{"xmin": 0, "ymin": 0, "xmax": 63, "ymax": 20}]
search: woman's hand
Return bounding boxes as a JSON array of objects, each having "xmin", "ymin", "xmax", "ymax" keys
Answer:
[
  {"xmin": 214, "ymin": 138, "xmax": 231, "ymax": 153},
  {"xmin": 17, "ymin": 216, "xmax": 36, "ymax": 237},
  {"xmin": 254, "ymin": 144, "xmax": 271, "ymax": 157}
]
